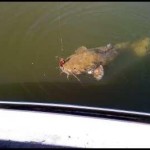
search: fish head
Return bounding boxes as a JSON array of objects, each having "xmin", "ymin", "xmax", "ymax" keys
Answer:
[{"xmin": 59, "ymin": 57, "xmax": 73, "ymax": 76}]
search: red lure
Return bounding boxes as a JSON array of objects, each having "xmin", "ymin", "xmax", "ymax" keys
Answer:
[{"xmin": 59, "ymin": 58, "xmax": 65, "ymax": 67}]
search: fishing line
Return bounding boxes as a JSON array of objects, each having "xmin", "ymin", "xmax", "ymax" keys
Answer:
[{"xmin": 58, "ymin": 2, "xmax": 64, "ymax": 52}]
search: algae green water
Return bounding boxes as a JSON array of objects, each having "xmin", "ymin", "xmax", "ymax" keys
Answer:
[{"xmin": 0, "ymin": 2, "xmax": 150, "ymax": 113}]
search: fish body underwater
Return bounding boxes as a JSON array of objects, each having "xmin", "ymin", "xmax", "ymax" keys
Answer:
[
  {"xmin": 59, "ymin": 44, "xmax": 118, "ymax": 81},
  {"xmin": 59, "ymin": 37, "xmax": 150, "ymax": 81}
]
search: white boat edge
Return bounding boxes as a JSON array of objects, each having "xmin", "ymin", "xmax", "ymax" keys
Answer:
[{"xmin": 0, "ymin": 101, "xmax": 150, "ymax": 148}]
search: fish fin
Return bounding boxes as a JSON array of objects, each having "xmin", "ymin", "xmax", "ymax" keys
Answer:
[
  {"xmin": 93, "ymin": 65, "xmax": 104, "ymax": 81},
  {"xmin": 75, "ymin": 46, "xmax": 88, "ymax": 54}
]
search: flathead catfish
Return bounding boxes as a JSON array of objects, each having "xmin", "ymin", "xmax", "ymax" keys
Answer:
[
  {"xmin": 58, "ymin": 37, "xmax": 150, "ymax": 81},
  {"xmin": 59, "ymin": 44, "xmax": 118, "ymax": 81}
]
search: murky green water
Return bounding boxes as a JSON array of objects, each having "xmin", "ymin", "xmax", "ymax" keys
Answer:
[{"xmin": 0, "ymin": 2, "xmax": 150, "ymax": 112}]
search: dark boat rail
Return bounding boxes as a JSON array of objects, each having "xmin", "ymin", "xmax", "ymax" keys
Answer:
[{"xmin": 0, "ymin": 101, "xmax": 150, "ymax": 124}]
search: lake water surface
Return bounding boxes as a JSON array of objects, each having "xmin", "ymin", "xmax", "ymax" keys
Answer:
[{"xmin": 0, "ymin": 2, "xmax": 150, "ymax": 113}]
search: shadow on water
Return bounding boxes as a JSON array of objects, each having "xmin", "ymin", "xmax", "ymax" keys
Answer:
[
  {"xmin": 0, "ymin": 80, "xmax": 150, "ymax": 113},
  {"xmin": 0, "ymin": 50, "xmax": 150, "ymax": 112},
  {"xmin": 0, "ymin": 48, "xmax": 150, "ymax": 113},
  {"xmin": 0, "ymin": 54, "xmax": 150, "ymax": 113}
]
